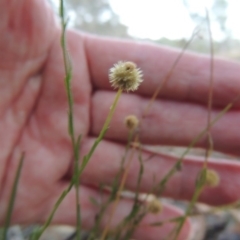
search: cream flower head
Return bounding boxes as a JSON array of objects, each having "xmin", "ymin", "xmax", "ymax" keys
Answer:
[{"xmin": 109, "ymin": 61, "xmax": 143, "ymax": 91}]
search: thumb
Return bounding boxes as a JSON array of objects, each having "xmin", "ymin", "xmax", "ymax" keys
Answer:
[{"xmin": 0, "ymin": 0, "xmax": 58, "ymax": 62}]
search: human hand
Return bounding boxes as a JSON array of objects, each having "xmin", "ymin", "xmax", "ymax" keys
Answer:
[{"xmin": 1, "ymin": 1, "xmax": 240, "ymax": 239}]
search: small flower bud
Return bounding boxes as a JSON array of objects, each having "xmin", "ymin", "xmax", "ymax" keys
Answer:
[
  {"xmin": 124, "ymin": 115, "xmax": 139, "ymax": 130},
  {"xmin": 109, "ymin": 61, "xmax": 143, "ymax": 91},
  {"xmin": 205, "ymin": 169, "xmax": 220, "ymax": 187},
  {"xmin": 147, "ymin": 197, "xmax": 162, "ymax": 214}
]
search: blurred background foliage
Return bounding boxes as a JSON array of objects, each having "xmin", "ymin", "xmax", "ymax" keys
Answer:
[
  {"xmin": 64, "ymin": 0, "xmax": 129, "ymax": 37},
  {"xmin": 50, "ymin": 0, "xmax": 240, "ymax": 59}
]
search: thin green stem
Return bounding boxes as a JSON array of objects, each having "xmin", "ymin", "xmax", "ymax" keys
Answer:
[
  {"xmin": 155, "ymin": 99, "xmax": 237, "ymax": 196},
  {"xmin": 204, "ymin": 9, "xmax": 214, "ymax": 168},
  {"xmin": 32, "ymin": 181, "xmax": 74, "ymax": 239},
  {"xmin": 172, "ymin": 176, "xmax": 205, "ymax": 240},
  {"xmin": 74, "ymin": 135, "xmax": 82, "ymax": 239},
  {"xmin": 34, "ymin": 1, "xmax": 81, "ymax": 239},
  {"xmin": 79, "ymin": 88, "xmax": 122, "ymax": 176},
  {"xmin": 60, "ymin": 1, "xmax": 81, "ymax": 238}
]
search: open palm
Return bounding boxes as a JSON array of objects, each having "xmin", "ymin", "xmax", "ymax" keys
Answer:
[{"xmin": 1, "ymin": 1, "xmax": 240, "ymax": 239}]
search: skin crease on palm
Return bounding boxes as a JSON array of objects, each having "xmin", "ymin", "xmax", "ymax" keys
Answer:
[{"xmin": 1, "ymin": 0, "xmax": 240, "ymax": 239}]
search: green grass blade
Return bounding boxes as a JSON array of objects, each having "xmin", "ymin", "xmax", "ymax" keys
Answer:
[{"xmin": 2, "ymin": 153, "xmax": 24, "ymax": 240}]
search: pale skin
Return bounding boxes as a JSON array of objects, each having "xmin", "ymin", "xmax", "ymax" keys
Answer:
[{"xmin": 1, "ymin": 0, "xmax": 240, "ymax": 239}]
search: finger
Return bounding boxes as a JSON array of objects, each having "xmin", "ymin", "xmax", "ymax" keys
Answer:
[
  {"xmin": 83, "ymin": 34, "xmax": 240, "ymax": 108},
  {"xmin": 79, "ymin": 138, "xmax": 240, "ymax": 206},
  {"xmin": 45, "ymin": 185, "xmax": 191, "ymax": 240},
  {"xmin": 91, "ymin": 91, "xmax": 240, "ymax": 155}
]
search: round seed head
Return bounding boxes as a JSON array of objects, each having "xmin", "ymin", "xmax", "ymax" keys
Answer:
[
  {"xmin": 109, "ymin": 61, "xmax": 143, "ymax": 91},
  {"xmin": 124, "ymin": 115, "xmax": 139, "ymax": 130},
  {"xmin": 205, "ymin": 169, "xmax": 220, "ymax": 187},
  {"xmin": 147, "ymin": 197, "xmax": 162, "ymax": 214}
]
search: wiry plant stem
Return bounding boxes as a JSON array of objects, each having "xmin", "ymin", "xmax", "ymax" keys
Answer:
[
  {"xmin": 60, "ymin": 0, "xmax": 82, "ymax": 238},
  {"xmin": 78, "ymin": 88, "xmax": 122, "ymax": 176},
  {"xmin": 172, "ymin": 12, "xmax": 215, "ymax": 240}
]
